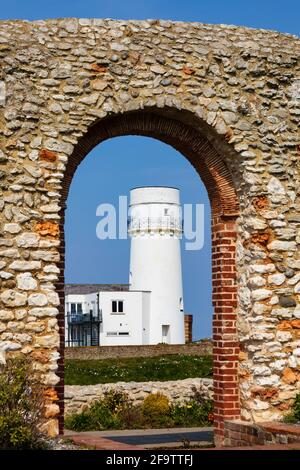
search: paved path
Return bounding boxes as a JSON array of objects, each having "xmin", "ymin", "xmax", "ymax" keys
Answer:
[
  {"xmin": 65, "ymin": 427, "xmax": 213, "ymax": 450},
  {"xmin": 64, "ymin": 427, "xmax": 300, "ymax": 451},
  {"xmin": 106, "ymin": 430, "xmax": 213, "ymax": 446}
]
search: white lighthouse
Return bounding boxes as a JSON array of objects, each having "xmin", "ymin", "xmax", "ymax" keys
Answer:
[{"xmin": 128, "ymin": 187, "xmax": 185, "ymax": 344}]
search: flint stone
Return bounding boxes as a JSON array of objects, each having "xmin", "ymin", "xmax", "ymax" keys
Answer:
[
  {"xmin": 9, "ymin": 261, "xmax": 41, "ymax": 271},
  {"xmin": 267, "ymin": 241, "xmax": 296, "ymax": 251},
  {"xmin": 252, "ymin": 289, "xmax": 272, "ymax": 301},
  {"xmin": 3, "ymin": 223, "xmax": 21, "ymax": 234},
  {"xmin": 29, "ymin": 307, "xmax": 58, "ymax": 317},
  {"xmin": 16, "ymin": 232, "xmax": 39, "ymax": 248},
  {"xmin": 0, "ymin": 290, "xmax": 27, "ymax": 307},
  {"xmin": 28, "ymin": 293, "xmax": 48, "ymax": 306}
]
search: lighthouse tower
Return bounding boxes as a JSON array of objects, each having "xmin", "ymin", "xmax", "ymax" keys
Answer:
[{"xmin": 128, "ymin": 187, "xmax": 185, "ymax": 345}]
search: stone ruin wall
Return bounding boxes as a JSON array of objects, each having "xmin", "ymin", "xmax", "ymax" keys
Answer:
[
  {"xmin": 0, "ymin": 18, "xmax": 299, "ymax": 440},
  {"xmin": 65, "ymin": 377, "xmax": 213, "ymax": 416}
]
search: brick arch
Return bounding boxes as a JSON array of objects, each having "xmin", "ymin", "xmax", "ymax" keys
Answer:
[
  {"xmin": 57, "ymin": 109, "xmax": 240, "ymax": 445},
  {"xmin": 61, "ymin": 110, "xmax": 239, "ymax": 217}
]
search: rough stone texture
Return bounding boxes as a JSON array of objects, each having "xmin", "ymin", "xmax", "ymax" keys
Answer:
[
  {"xmin": 64, "ymin": 378, "xmax": 213, "ymax": 416},
  {"xmin": 0, "ymin": 18, "xmax": 299, "ymax": 446},
  {"xmin": 16, "ymin": 272, "xmax": 38, "ymax": 292}
]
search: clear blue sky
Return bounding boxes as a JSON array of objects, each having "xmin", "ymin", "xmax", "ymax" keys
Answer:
[{"xmin": 1, "ymin": 1, "xmax": 299, "ymax": 340}]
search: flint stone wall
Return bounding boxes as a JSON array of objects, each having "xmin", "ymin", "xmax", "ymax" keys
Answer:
[
  {"xmin": 65, "ymin": 378, "xmax": 213, "ymax": 416},
  {"xmin": 0, "ymin": 17, "xmax": 299, "ymax": 442}
]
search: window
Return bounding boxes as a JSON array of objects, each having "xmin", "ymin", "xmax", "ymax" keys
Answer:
[
  {"xmin": 112, "ymin": 300, "xmax": 124, "ymax": 313},
  {"xmin": 164, "ymin": 208, "xmax": 169, "ymax": 216},
  {"xmin": 70, "ymin": 303, "xmax": 82, "ymax": 314},
  {"xmin": 106, "ymin": 331, "xmax": 129, "ymax": 337}
]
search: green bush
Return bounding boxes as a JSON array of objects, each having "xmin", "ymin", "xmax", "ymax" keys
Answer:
[
  {"xmin": 0, "ymin": 357, "xmax": 47, "ymax": 450},
  {"xmin": 65, "ymin": 390, "xmax": 132, "ymax": 431},
  {"xmin": 141, "ymin": 393, "xmax": 172, "ymax": 427},
  {"xmin": 171, "ymin": 399, "xmax": 213, "ymax": 426},
  {"xmin": 283, "ymin": 393, "xmax": 300, "ymax": 424},
  {"xmin": 88, "ymin": 399, "xmax": 122, "ymax": 430},
  {"xmin": 102, "ymin": 389, "xmax": 129, "ymax": 413},
  {"xmin": 121, "ymin": 404, "xmax": 144, "ymax": 429},
  {"xmin": 142, "ymin": 393, "xmax": 170, "ymax": 418},
  {"xmin": 292, "ymin": 393, "xmax": 300, "ymax": 421},
  {"xmin": 64, "ymin": 412, "xmax": 91, "ymax": 432}
]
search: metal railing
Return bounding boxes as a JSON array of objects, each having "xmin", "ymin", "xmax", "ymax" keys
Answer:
[
  {"xmin": 67, "ymin": 311, "xmax": 102, "ymax": 324},
  {"xmin": 66, "ymin": 311, "xmax": 102, "ymax": 347},
  {"xmin": 128, "ymin": 216, "xmax": 183, "ymax": 233}
]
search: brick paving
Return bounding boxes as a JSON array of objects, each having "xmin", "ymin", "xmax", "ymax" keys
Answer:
[{"xmin": 66, "ymin": 433, "xmax": 142, "ymax": 450}]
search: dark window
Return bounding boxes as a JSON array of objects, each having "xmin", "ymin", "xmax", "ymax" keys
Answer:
[
  {"xmin": 71, "ymin": 303, "xmax": 76, "ymax": 313},
  {"xmin": 112, "ymin": 300, "xmax": 124, "ymax": 313},
  {"xmin": 77, "ymin": 303, "xmax": 82, "ymax": 313},
  {"xmin": 118, "ymin": 332, "xmax": 129, "ymax": 336}
]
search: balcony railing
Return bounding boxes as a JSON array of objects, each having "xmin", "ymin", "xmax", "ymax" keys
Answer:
[
  {"xmin": 128, "ymin": 216, "xmax": 183, "ymax": 234},
  {"xmin": 67, "ymin": 312, "xmax": 102, "ymax": 324}
]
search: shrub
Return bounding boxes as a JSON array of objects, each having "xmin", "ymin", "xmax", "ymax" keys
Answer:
[
  {"xmin": 87, "ymin": 390, "xmax": 131, "ymax": 430},
  {"xmin": 171, "ymin": 399, "xmax": 213, "ymax": 426},
  {"xmin": 142, "ymin": 393, "xmax": 170, "ymax": 418},
  {"xmin": 283, "ymin": 393, "xmax": 300, "ymax": 424},
  {"xmin": 170, "ymin": 386, "xmax": 213, "ymax": 427},
  {"xmin": 141, "ymin": 393, "xmax": 173, "ymax": 427},
  {"xmin": 121, "ymin": 404, "xmax": 144, "ymax": 429},
  {"xmin": 292, "ymin": 393, "xmax": 300, "ymax": 421},
  {"xmin": 0, "ymin": 357, "xmax": 47, "ymax": 450},
  {"xmin": 64, "ymin": 412, "xmax": 92, "ymax": 432},
  {"xmin": 102, "ymin": 389, "xmax": 129, "ymax": 413},
  {"xmin": 65, "ymin": 389, "xmax": 132, "ymax": 431}
]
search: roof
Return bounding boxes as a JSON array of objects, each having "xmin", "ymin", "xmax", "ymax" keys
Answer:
[{"xmin": 65, "ymin": 284, "xmax": 130, "ymax": 295}]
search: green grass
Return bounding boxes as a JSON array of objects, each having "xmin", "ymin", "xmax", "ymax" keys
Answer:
[{"xmin": 65, "ymin": 354, "xmax": 213, "ymax": 385}]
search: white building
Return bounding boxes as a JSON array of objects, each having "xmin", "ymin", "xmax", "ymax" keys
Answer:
[{"xmin": 65, "ymin": 187, "xmax": 186, "ymax": 346}]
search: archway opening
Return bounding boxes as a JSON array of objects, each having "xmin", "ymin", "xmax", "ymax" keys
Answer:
[
  {"xmin": 57, "ymin": 109, "xmax": 240, "ymax": 444},
  {"xmin": 65, "ymin": 135, "xmax": 213, "ymax": 341}
]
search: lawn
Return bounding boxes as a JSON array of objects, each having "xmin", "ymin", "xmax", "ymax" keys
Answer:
[{"xmin": 65, "ymin": 354, "xmax": 213, "ymax": 385}]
